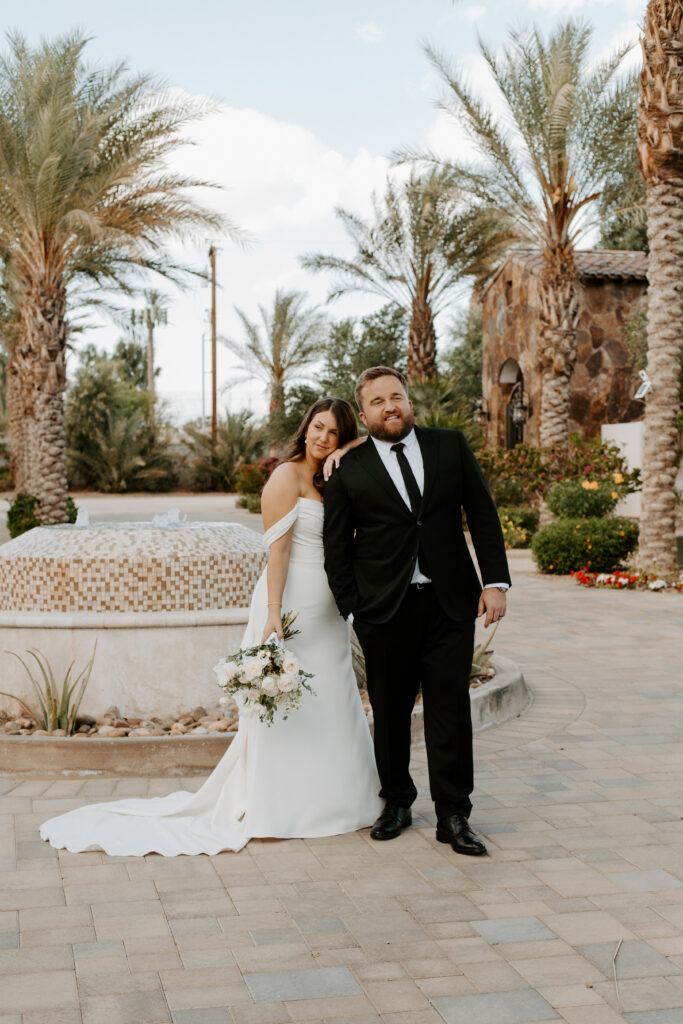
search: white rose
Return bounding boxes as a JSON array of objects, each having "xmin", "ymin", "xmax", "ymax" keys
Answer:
[
  {"xmin": 213, "ymin": 659, "xmax": 238, "ymax": 685},
  {"xmin": 260, "ymin": 675, "xmax": 279, "ymax": 696},
  {"xmin": 246, "ymin": 686, "xmax": 261, "ymax": 701},
  {"xmin": 244, "ymin": 658, "xmax": 263, "ymax": 680},
  {"xmin": 282, "ymin": 651, "xmax": 299, "ymax": 675},
  {"xmin": 277, "ymin": 672, "xmax": 297, "ymax": 693}
]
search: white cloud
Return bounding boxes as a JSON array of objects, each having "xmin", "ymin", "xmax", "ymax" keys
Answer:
[
  {"xmin": 592, "ymin": 20, "xmax": 641, "ymax": 74},
  {"xmin": 355, "ymin": 21, "xmax": 384, "ymax": 44},
  {"xmin": 84, "ymin": 100, "xmax": 391, "ymax": 421},
  {"xmin": 463, "ymin": 6, "xmax": 486, "ymax": 22},
  {"xmin": 525, "ymin": 0, "xmax": 643, "ymax": 14}
]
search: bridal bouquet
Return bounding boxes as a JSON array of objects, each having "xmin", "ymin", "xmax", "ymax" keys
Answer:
[{"xmin": 213, "ymin": 611, "xmax": 315, "ymax": 726}]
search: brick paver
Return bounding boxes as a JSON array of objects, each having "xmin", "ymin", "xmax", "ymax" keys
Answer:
[{"xmin": 1, "ymin": 551, "xmax": 682, "ymax": 1022}]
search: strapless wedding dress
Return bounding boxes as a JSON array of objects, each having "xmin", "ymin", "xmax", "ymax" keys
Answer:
[{"xmin": 40, "ymin": 498, "xmax": 382, "ymax": 855}]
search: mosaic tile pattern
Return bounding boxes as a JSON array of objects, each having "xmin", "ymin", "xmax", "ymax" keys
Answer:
[{"xmin": 0, "ymin": 523, "xmax": 267, "ymax": 613}]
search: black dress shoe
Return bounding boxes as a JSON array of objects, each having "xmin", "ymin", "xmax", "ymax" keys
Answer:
[
  {"xmin": 436, "ymin": 814, "xmax": 487, "ymax": 856},
  {"xmin": 370, "ymin": 802, "xmax": 412, "ymax": 841}
]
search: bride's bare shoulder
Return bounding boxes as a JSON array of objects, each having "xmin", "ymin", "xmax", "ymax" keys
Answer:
[{"xmin": 261, "ymin": 462, "xmax": 302, "ymax": 529}]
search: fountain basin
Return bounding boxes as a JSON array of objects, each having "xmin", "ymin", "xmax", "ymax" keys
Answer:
[{"xmin": 0, "ymin": 521, "xmax": 266, "ymax": 717}]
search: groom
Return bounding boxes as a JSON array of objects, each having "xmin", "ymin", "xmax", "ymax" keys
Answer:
[{"xmin": 323, "ymin": 366, "xmax": 510, "ymax": 856}]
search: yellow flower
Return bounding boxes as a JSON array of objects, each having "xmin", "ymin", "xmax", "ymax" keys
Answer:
[
  {"xmin": 590, "ymin": 481, "xmax": 598, "ymax": 491},
  {"xmin": 548, "ymin": 564, "xmax": 554, "ymax": 570},
  {"xmin": 587, "ymin": 544, "xmax": 592, "ymax": 549},
  {"xmin": 581, "ymin": 480, "xmax": 591, "ymax": 490},
  {"xmin": 611, "ymin": 491, "xmax": 619, "ymax": 500},
  {"xmin": 620, "ymin": 531, "xmax": 625, "ymax": 537},
  {"xmin": 613, "ymin": 472, "xmax": 624, "ymax": 484}
]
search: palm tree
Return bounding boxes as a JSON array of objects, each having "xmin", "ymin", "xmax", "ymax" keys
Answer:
[
  {"xmin": 0, "ymin": 31, "xmax": 233, "ymax": 523},
  {"xmin": 222, "ymin": 290, "xmax": 326, "ymax": 418},
  {"xmin": 302, "ymin": 171, "xmax": 511, "ymax": 382},
  {"xmin": 401, "ymin": 21, "xmax": 637, "ymax": 441},
  {"xmin": 636, "ymin": 0, "xmax": 683, "ymax": 572},
  {"xmin": 130, "ymin": 289, "xmax": 170, "ymax": 420}
]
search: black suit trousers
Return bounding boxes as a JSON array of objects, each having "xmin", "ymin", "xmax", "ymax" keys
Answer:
[{"xmin": 353, "ymin": 585, "xmax": 475, "ymax": 821}]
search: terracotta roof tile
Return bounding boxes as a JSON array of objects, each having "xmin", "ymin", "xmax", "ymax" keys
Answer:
[{"xmin": 510, "ymin": 248, "xmax": 648, "ymax": 280}]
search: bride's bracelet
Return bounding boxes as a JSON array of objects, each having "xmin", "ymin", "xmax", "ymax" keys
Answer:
[{"xmin": 267, "ymin": 602, "xmax": 282, "ymax": 607}]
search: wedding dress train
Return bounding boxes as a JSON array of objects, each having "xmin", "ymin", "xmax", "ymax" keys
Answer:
[{"xmin": 40, "ymin": 498, "xmax": 382, "ymax": 855}]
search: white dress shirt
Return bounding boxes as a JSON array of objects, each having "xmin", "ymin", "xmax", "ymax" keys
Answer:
[{"xmin": 370, "ymin": 429, "xmax": 509, "ymax": 591}]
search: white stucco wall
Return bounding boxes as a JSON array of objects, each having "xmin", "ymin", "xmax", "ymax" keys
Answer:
[{"xmin": 601, "ymin": 422, "xmax": 644, "ymax": 518}]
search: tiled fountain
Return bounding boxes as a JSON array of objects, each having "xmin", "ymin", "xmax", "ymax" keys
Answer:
[{"xmin": 0, "ymin": 514, "xmax": 266, "ymax": 718}]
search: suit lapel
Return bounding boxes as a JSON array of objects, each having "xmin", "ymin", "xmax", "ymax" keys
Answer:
[
  {"xmin": 415, "ymin": 426, "xmax": 438, "ymax": 515},
  {"xmin": 356, "ymin": 437, "xmax": 413, "ymax": 518}
]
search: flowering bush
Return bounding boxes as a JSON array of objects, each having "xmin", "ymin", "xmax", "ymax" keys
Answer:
[
  {"xmin": 546, "ymin": 478, "xmax": 623, "ymax": 519},
  {"xmin": 235, "ymin": 457, "xmax": 279, "ymax": 496},
  {"xmin": 498, "ymin": 506, "xmax": 539, "ymax": 548},
  {"xmin": 213, "ymin": 611, "xmax": 314, "ymax": 726},
  {"xmin": 476, "ymin": 435, "xmax": 640, "ymax": 508},
  {"xmin": 531, "ymin": 516, "xmax": 639, "ymax": 574},
  {"xmin": 572, "ymin": 568, "xmax": 683, "ymax": 592}
]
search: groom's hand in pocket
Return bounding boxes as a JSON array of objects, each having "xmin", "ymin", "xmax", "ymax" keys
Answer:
[{"xmin": 477, "ymin": 588, "xmax": 506, "ymax": 628}]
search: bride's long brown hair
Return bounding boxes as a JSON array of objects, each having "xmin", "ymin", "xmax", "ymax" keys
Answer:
[{"xmin": 283, "ymin": 397, "xmax": 359, "ymax": 493}]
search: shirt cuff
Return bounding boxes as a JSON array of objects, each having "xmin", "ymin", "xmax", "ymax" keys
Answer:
[{"xmin": 483, "ymin": 582, "xmax": 509, "ymax": 591}]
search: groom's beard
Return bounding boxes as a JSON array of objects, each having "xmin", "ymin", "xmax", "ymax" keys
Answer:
[{"xmin": 367, "ymin": 409, "xmax": 415, "ymax": 443}]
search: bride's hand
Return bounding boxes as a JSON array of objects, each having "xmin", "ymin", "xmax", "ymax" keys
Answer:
[
  {"xmin": 323, "ymin": 436, "xmax": 366, "ymax": 481},
  {"xmin": 261, "ymin": 609, "xmax": 284, "ymax": 644},
  {"xmin": 323, "ymin": 450, "xmax": 344, "ymax": 481}
]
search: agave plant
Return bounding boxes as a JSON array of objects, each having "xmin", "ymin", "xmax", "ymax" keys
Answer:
[{"xmin": 0, "ymin": 642, "xmax": 97, "ymax": 734}]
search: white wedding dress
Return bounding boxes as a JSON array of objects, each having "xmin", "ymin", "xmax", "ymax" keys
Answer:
[{"xmin": 40, "ymin": 498, "xmax": 382, "ymax": 855}]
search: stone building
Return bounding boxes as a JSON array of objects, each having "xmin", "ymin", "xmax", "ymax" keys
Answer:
[{"xmin": 480, "ymin": 249, "xmax": 648, "ymax": 448}]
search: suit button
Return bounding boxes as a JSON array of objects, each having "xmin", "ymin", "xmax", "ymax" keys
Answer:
[{"xmin": 417, "ymin": 520, "xmax": 422, "ymax": 526}]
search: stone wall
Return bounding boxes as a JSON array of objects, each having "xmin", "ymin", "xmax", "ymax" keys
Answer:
[{"xmin": 482, "ymin": 257, "xmax": 647, "ymax": 448}]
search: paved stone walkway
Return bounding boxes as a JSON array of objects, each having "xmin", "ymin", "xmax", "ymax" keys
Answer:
[{"xmin": 1, "ymin": 552, "xmax": 683, "ymax": 1023}]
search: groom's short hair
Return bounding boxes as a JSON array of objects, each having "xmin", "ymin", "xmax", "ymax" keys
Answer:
[{"xmin": 355, "ymin": 366, "xmax": 408, "ymax": 409}]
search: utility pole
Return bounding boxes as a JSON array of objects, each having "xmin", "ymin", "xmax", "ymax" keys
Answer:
[{"xmin": 209, "ymin": 245, "xmax": 217, "ymax": 439}]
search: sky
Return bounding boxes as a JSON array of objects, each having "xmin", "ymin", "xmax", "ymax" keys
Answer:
[{"xmin": 8, "ymin": 0, "xmax": 644, "ymax": 421}]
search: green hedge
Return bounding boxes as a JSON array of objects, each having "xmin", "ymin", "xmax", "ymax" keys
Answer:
[
  {"xmin": 546, "ymin": 480, "xmax": 620, "ymax": 519},
  {"xmin": 531, "ymin": 516, "xmax": 639, "ymax": 574}
]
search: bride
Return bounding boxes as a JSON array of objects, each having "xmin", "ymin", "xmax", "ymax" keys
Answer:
[{"xmin": 40, "ymin": 397, "xmax": 382, "ymax": 856}]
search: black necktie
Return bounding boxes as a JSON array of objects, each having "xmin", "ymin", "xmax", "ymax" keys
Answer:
[
  {"xmin": 390, "ymin": 442, "xmax": 421, "ymax": 515},
  {"xmin": 391, "ymin": 442, "xmax": 429, "ymax": 576}
]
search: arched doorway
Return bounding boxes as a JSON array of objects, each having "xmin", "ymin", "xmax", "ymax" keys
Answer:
[{"xmin": 499, "ymin": 359, "xmax": 525, "ymax": 449}]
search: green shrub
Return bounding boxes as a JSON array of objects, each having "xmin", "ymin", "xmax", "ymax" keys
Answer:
[
  {"xmin": 532, "ymin": 516, "xmax": 639, "ymax": 574},
  {"xmin": 7, "ymin": 493, "xmax": 42, "ymax": 538},
  {"xmin": 498, "ymin": 505, "xmax": 538, "ymax": 549},
  {"xmin": 246, "ymin": 493, "xmax": 261, "ymax": 514},
  {"xmin": 7, "ymin": 493, "xmax": 78, "ymax": 538},
  {"xmin": 0, "ymin": 440, "xmax": 12, "ymax": 491},
  {"xmin": 546, "ymin": 480, "xmax": 620, "ymax": 519}
]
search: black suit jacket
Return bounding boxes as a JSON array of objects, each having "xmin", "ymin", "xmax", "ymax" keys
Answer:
[{"xmin": 323, "ymin": 426, "xmax": 511, "ymax": 624}]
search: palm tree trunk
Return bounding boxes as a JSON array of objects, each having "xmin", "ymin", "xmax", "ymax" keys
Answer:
[
  {"xmin": 146, "ymin": 316, "xmax": 156, "ymax": 430},
  {"xmin": 17, "ymin": 277, "xmax": 69, "ymax": 524},
  {"xmin": 407, "ymin": 294, "xmax": 437, "ymax": 383},
  {"xmin": 538, "ymin": 250, "xmax": 581, "ymax": 447},
  {"xmin": 637, "ymin": 179, "xmax": 683, "ymax": 571},
  {"xmin": 6, "ymin": 350, "xmax": 23, "ymax": 487}
]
